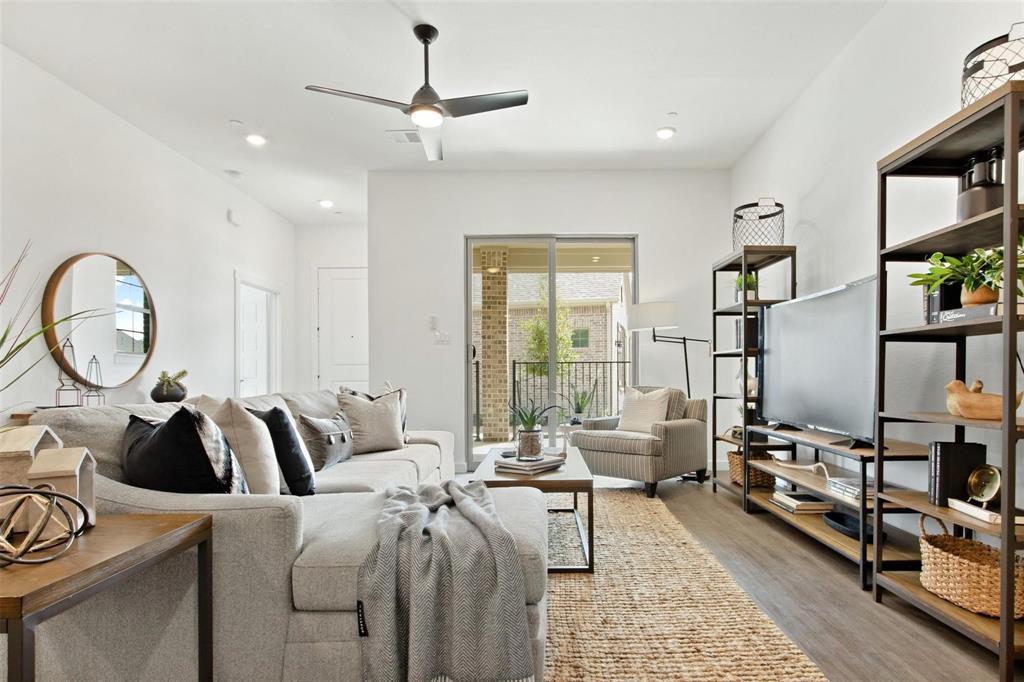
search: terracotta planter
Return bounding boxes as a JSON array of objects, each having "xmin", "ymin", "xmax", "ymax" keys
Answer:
[
  {"xmin": 517, "ymin": 429, "xmax": 542, "ymax": 459},
  {"xmin": 961, "ymin": 285, "xmax": 999, "ymax": 307}
]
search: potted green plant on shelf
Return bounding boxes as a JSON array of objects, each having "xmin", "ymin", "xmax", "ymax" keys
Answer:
[
  {"xmin": 151, "ymin": 370, "xmax": 188, "ymax": 403},
  {"xmin": 508, "ymin": 398, "xmax": 556, "ymax": 459},
  {"xmin": 734, "ymin": 272, "xmax": 757, "ymax": 302},
  {"xmin": 908, "ymin": 239, "xmax": 1024, "ymax": 308},
  {"xmin": 559, "ymin": 380, "xmax": 597, "ymax": 425}
]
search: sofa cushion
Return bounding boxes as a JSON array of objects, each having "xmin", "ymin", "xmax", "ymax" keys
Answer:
[
  {"xmin": 249, "ymin": 406, "xmax": 316, "ymax": 496},
  {"xmin": 298, "ymin": 413, "xmax": 354, "ymax": 471},
  {"xmin": 353, "ymin": 443, "xmax": 440, "ymax": 479},
  {"xmin": 634, "ymin": 385, "xmax": 687, "ymax": 421},
  {"xmin": 29, "ymin": 402, "xmax": 182, "ymax": 482},
  {"xmin": 618, "ymin": 386, "xmax": 671, "ymax": 433},
  {"xmin": 572, "ymin": 429, "xmax": 663, "ymax": 457},
  {"xmin": 338, "ymin": 390, "xmax": 405, "ymax": 455},
  {"xmin": 292, "ymin": 487, "xmax": 546, "ymax": 612},
  {"xmin": 196, "ymin": 396, "xmax": 280, "ymax": 495},
  {"xmin": 279, "ymin": 390, "xmax": 341, "ymax": 421},
  {"xmin": 314, "ymin": 458, "xmax": 419, "ymax": 493}
]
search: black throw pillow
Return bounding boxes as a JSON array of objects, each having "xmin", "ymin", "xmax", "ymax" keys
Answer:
[
  {"xmin": 122, "ymin": 407, "xmax": 248, "ymax": 494},
  {"xmin": 248, "ymin": 406, "xmax": 316, "ymax": 496}
]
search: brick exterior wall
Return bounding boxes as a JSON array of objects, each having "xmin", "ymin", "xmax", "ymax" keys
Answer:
[{"xmin": 478, "ymin": 248, "xmax": 509, "ymax": 441}]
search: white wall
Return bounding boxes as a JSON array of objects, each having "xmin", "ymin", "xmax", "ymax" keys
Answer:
[
  {"xmin": 369, "ymin": 170, "xmax": 731, "ymax": 471},
  {"xmin": 730, "ymin": 3, "xmax": 1023, "ymax": 509},
  {"xmin": 293, "ymin": 223, "xmax": 368, "ymax": 391},
  {"xmin": 1, "ymin": 46, "xmax": 298, "ymax": 409}
]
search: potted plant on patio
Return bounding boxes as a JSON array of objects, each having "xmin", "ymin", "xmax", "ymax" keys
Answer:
[
  {"xmin": 560, "ymin": 380, "xmax": 597, "ymax": 425},
  {"xmin": 508, "ymin": 398, "xmax": 556, "ymax": 460}
]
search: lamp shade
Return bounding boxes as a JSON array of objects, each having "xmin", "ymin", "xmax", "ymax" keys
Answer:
[{"xmin": 627, "ymin": 301, "xmax": 679, "ymax": 331}]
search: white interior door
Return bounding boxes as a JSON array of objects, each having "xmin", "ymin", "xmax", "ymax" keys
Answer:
[
  {"xmin": 238, "ymin": 283, "xmax": 271, "ymax": 397},
  {"xmin": 317, "ymin": 267, "xmax": 369, "ymax": 392}
]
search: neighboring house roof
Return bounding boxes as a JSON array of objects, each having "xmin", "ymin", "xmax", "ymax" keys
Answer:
[{"xmin": 473, "ymin": 272, "xmax": 623, "ymax": 307}]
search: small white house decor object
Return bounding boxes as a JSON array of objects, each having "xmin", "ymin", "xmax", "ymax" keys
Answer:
[
  {"xmin": 27, "ymin": 447, "xmax": 96, "ymax": 531},
  {"xmin": 0, "ymin": 425, "xmax": 63, "ymax": 533}
]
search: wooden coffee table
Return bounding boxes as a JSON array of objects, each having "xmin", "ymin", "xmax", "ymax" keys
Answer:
[{"xmin": 472, "ymin": 446, "xmax": 594, "ymax": 573}]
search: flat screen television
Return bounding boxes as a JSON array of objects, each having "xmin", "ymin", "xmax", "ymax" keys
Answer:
[{"xmin": 757, "ymin": 276, "xmax": 876, "ymax": 446}]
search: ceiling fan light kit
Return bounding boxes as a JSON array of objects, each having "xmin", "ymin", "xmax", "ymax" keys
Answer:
[{"xmin": 306, "ymin": 23, "xmax": 528, "ymax": 160}]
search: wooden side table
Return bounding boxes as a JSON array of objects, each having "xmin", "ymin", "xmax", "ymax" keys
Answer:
[{"xmin": 1, "ymin": 513, "xmax": 213, "ymax": 681}]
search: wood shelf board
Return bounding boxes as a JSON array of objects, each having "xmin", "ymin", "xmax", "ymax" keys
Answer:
[
  {"xmin": 712, "ymin": 348, "xmax": 758, "ymax": 358},
  {"xmin": 877, "ymin": 490, "xmax": 1024, "ymax": 540},
  {"xmin": 880, "ymin": 315, "xmax": 1015, "ymax": 341},
  {"xmin": 747, "ymin": 459, "xmax": 881, "ymax": 510},
  {"xmin": 880, "ymin": 410, "xmax": 1024, "ymax": 434},
  {"xmin": 747, "ymin": 490, "xmax": 919, "ymax": 563},
  {"xmin": 876, "ymin": 571, "xmax": 1024, "ymax": 654},
  {"xmin": 745, "ymin": 425, "xmax": 928, "ymax": 461},
  {"xmin": 713, "ymin": 300, "xmax": 787, "ymax": 316},
  {"xmin": 878, "ymin": 81, "xmax": 1024, "ymax": 175},
  {"xmin": 880, "ymin": 206, "xmax": 1020, "ymax": 261},
  {"xmin": 714, "ymin": 434, "xmax": 794, "ymax": 450},
  {"xmin": 714, "ymin": 475, "xmax": 743, "ymax": 496},
  {"xmin": 712, "ymin": 246, "xmax": 797, "ymax": 273},
  {"xmin": 713, "ymin": 393, "xmax": 757, "ymax": 402}
]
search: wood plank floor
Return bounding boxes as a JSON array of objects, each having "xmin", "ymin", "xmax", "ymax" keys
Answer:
[{"xmin": 646, "ymin": 476, "xmax": 1008, "ymax": 681}]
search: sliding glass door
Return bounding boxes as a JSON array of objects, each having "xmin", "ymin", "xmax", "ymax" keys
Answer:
[{"xmin": 465, "ymin": 236, "xmax": 636, "ymax": 464}]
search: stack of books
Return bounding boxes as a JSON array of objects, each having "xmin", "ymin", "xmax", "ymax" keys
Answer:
[
  {"xmin": 935, "ymin": 301, "xmax": 1024, "ymax": 324},
  {"xmin": 948, "ymin": 498, "xmax": 1024, "ymax": 525},
  {"xmin": 826, "ymin": 477, "xmax": 873, "ymax": 502},
  {"xmin": 770, "ymin": 491, "xmax": 833, "ymax": 514},
  {"xmin": 494, "ymin": 455, "xmax": 564, "ymax": 475},
  {"xmin": 928, "ymin": 441, "xmax": 986, "ymax": 506}
]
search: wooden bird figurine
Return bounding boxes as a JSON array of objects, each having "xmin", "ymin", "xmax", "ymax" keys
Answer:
[{"xmin": 946, "ymin": 379, "xmax": 1023, "ymax": 420}]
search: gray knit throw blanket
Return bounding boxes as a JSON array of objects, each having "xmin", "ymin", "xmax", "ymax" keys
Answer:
[{"xmin": 357, "ymin": 480, "xmax": 534, "ymax": 682}]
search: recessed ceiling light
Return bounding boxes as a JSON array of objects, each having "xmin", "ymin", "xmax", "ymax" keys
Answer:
[
  {"xmin": 245, "ymin": 133, "xmax": 267, "ymax": 146},
  {"xmin": 656, "ymin": 126, "xmax": 676, "ymax": 140},
  {"xmin": 319, "ymin": 199, "xmax": 334, "ymax": 209}
]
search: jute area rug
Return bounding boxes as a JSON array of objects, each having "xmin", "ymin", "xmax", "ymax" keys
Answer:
[{"xmin": 544, "ymin": 488, "xmax": 826, "ymax": 681}]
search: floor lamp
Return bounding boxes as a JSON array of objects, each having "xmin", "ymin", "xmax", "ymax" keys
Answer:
[{"xmin": 627, "ymin": 301, "xmax": 710, "ymax": 396}]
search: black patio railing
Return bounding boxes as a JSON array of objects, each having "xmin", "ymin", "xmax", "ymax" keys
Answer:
[{"xmin": 510, "ymin": 360, "xmax": 630, "ymax": 423}]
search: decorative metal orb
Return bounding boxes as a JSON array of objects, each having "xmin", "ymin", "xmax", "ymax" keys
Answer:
[{"xmin": 0, "ymin": 484, "xmax": 89, "ymax": 566}]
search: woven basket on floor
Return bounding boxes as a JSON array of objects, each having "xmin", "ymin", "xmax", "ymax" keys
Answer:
[
  {"xmin": 919, "ymin": 515, "xmax": 1024, "ymax": 618},
  {"xmin": 727, "ymin": 450, "xmax": 775, "ymax": 488}
]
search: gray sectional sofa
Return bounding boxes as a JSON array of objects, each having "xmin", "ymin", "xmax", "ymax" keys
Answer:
[{"xmin": 9, "ymin": 389, "xmax": 548, "ymax": 681}]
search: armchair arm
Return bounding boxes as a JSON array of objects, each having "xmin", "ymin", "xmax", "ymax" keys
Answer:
[
  {"xmin": 650, "ymin": 418, "xmax": 708, "ymax": 475},
  {"xmin": 95, "ymin": 476, "xmax": 302, "ymax": 680},
  {"xmin": 581, "ymin": 416, "xmax": 620, "ymax": 430}
]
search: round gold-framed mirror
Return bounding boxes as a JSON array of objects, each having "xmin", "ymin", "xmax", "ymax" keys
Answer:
[{"xmin": 41, "ymin": 253, "xmax": 157, "ymax": 389}]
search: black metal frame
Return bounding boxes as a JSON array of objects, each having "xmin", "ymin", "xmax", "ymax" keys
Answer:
[
  {"xmin": 546, "ymin": 490, "xmax": 595, "ymax": 574},
  {"xmin": 3, "ymin": 531, "xmax": 213, "ymax": 681},
  {"xmin": 873, "ymin": 86, "xmax": 1022, "ymax": 680},
  {"xmin": 644, "ymin": 329, "xmax": 709, "ymax": 397}
]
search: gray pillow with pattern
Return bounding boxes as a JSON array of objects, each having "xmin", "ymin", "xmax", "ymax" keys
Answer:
[{"xmin": 298, "ymin": 413, "xmax": 354, "ymax": 470}]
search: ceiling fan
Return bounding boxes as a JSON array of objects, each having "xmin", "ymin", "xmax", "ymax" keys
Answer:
[{"xmin": 306, "ymin": 24, "xmax": 528, "ymax": 161}]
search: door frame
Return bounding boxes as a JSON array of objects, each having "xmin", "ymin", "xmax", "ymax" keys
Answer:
[
  {"xmin": 314, "ymin": 266, "xmax": 369, "ymax": 391},
  {"xmin": 234, "ymin": 271, "xmax": 281, "ymax": 398},
  {"xmin": 463, "ymin": 235, "xmax": 639, "ymax": 470}
]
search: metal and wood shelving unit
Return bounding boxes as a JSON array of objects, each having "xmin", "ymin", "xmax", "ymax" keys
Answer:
[
  {"xmin": 741, "ymin": 425, "xmax": 925, "ymax": 590},
  {"xmin": 874, "ymin": 81, "xmax": 1024, "ymax": 680},
  {"xmin": 710, "ymin": 246, "xmax": 797, "ymax": 496}
]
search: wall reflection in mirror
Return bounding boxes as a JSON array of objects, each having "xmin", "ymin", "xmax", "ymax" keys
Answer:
[{"xmin": 43, "ymin": 254, "xmax": 156, "ymax": 389}]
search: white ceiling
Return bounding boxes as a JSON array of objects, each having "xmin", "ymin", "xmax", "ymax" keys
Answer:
[{"xmin": 2, "ymin": 1, "xmax": 883, "ymax": 225}]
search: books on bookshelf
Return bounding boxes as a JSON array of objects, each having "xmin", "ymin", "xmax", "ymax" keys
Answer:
[
  {"xmin": 934, "ymin": 302, "xmax": 1024, "ymax": 324},
  {"xmin": 770, "ymin": 491, "xmax": 833, "ymax": 514},
  {"xmin": 928, "ymin": 441, "xmax": 986, "ymax": 507},
  {"xmin": 947, "ymin": 498, "xmax": 1024, "ymax": 526},
  {"xmin": 494, "ymin": 455, "xmax": 565, "ymax": 476}
]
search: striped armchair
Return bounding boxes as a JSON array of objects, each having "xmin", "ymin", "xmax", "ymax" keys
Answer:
[{"xmin": 571, "ymin": 386, "xmax": 708, "ymax": 498}]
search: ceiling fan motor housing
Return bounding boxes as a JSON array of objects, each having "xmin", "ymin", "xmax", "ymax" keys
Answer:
[{"xmin": 413, "ymin": 24, "xmax": 439, "ymax": 45}]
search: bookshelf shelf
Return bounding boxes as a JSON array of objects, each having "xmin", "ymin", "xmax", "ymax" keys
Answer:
[{"xmin": 875, "ymin": 81, "xmax": 1024, "ymax": 679}]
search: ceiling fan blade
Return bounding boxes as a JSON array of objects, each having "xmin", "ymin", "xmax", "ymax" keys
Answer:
[
  {"xmin": 305, "ymin": 85, "xmax": 409, "ymax": 112},
  {"xmin": 437, "ymin": 90, "xmax": 528, "ymax": 118},
  {"xmin": 418, "ymin": 125, "xmax": 443, "ymax": 161}
]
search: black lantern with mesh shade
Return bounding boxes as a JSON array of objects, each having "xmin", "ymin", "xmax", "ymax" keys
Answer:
[
  {"xmin": 55, "ymin": 339, "xmax": 82, "ymax": 407},
  {"xmin": 962, "ymin": 23, "xmax": 1024, "ymax": 108},
  {"xmin": 732, "ymin": 198, "xmax": 784, "ymax": 251}
]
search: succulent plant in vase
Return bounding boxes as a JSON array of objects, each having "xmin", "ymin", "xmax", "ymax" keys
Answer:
[
  {"xmin": 151, "ymin": 370, "xmax": 188, "ymax": 403},
  {"xmin": 508, "ymin": 398, "xmax": 556, "ymax": 459},
  {"xmin": 560, "ymin": 380, "xmax": 597, "ymax": 425},
  {"xmin": 735, "ymin": 273, "xmax": 757, "ymax": 302}
]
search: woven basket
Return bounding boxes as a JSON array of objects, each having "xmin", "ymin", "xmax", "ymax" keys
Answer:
[
  {"xmin": 727, "ymin": 450, "xmax": 775, "ymax": 488},
  {"xmin": 919, "ymin": 515, "xmax": 1024, "ymax": 618}
]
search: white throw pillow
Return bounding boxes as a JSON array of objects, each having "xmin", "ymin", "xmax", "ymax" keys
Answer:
[
  {"xmin": 195, "ymin": 395, "xmax": 280, "ymax": 495},
  {"xmin": 338, "ymin": 390, "xmax": 405, "ymax": 455},
  {"xmin": 618, "ymin": 387, "xmax": 671, "ymax": 433}
]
